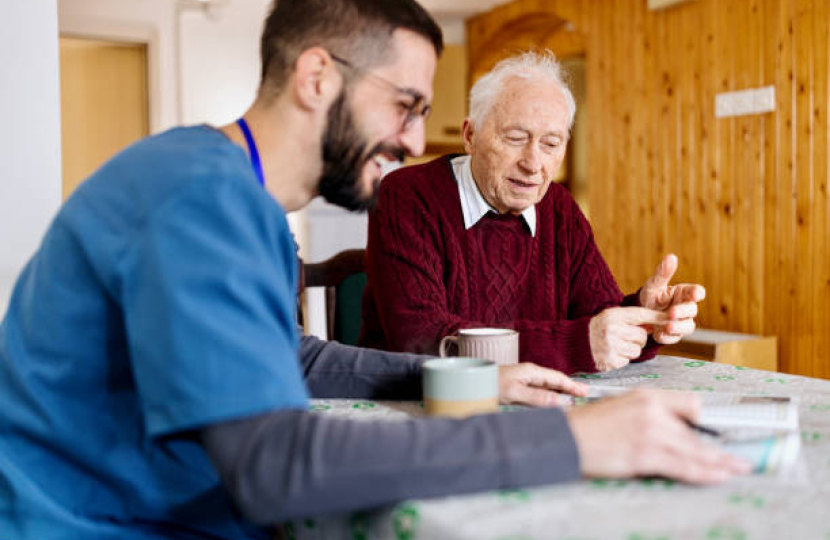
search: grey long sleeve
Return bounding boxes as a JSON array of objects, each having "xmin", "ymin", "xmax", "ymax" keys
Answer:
[
  {"xmin": 298, "ymin": 334, "xmax": 425, "ymax": 399},
  {"xmin": 201, "ymin": 406, "xmax": 581, "ymax": 525}
]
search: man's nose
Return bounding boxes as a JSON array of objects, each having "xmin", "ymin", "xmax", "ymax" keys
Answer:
[
  {"xmin": 398, "ymin": 118, "xmax": 426, "ymax": 157},
  {"xmin": 518, "ymin": 144, "xmax": 541, "ymax": 174}
]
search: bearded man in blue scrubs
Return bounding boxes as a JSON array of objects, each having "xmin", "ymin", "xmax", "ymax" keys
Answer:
[{"xmin": 0, "ymin": 0, "xmax": 749, "ymax": 538}]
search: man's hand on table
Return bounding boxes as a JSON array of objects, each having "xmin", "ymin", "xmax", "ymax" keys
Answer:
[
  {"xmin": 498, "ymin": 363, "xmax": 589, "ymax": 407},
  {"xmin": 566, "ymin": 389, "xmax": 752, "ymax": 484},
  {"xmin": 639, "ymin": 253, "xmax": 706, "ymax": 345}
]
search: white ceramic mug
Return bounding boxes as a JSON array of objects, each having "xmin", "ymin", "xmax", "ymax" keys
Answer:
[
  {"xmin": 422, "ymin": 357, "xmax": 499, "ymax": 418},
  {"xmin": 439, "ymin": 328, "xmax": 519, "ymax": 365}
]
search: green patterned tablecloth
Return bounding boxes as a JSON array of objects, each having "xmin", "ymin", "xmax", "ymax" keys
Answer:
[{"xmin": 287, "ymin": 355, "xmax": 830, "ymax": 540}]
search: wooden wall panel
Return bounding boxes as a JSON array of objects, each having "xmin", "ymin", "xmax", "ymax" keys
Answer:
[
  {"xmin": 794, "ymin": 0, "xmax": 814, "ymax": 375},
  {"xmin": 813, "ymin": 0, "xmax": 829, "ymax": 378},
  {"xmin": 468, "ymin": 0, "xmax": 830, "ymax": 378}
]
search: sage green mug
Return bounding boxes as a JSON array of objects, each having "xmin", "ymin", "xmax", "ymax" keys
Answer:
[{"xmin": 422, "ymin": 357, "xmax": 499, "ymax": 418}]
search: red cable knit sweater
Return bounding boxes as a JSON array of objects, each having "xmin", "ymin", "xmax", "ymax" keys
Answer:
[{"xmin": 359, "ymin": 155, "xmax": 659, "ymax": 374}]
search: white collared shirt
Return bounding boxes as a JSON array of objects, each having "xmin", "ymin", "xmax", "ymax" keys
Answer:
[{"xmin": 451, "ymin": 155, "xmax": 536, "ymax": 236}]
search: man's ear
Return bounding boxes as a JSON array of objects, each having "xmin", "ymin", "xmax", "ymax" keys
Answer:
[
  {"xmin": 461, "ymin": 119, "xmax": 475, "ymax": 154},
  {"xmin": 292, "ymin": 47, "xmax": 342, "ymax": 111}
]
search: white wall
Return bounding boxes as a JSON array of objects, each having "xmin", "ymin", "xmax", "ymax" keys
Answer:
[
  {"xmin": 437, "ymin": 18, "xmax": 465, "ymax": 45},
  {"xmin": 176, "ymin": 0, "xmax": 316, "ymax": 263},
  {"xmin": 178, "ymin": 0, "xmax": 269, "ymax": 126},
  {"xmin": 177, "ymin": 3, "xmax": 466, "ymax": 124},
  {"xmin": 0, "ymin": 0, "xmax": 63, "ymax": 314}
]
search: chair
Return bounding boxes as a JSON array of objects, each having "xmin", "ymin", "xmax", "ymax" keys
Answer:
[{"xmin": 301, "ymin": 249, "xmax": 367, "ymax": 346}]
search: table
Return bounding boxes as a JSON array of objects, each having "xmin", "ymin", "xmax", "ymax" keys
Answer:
[{"xmin": 288, "ymin": 356, "xmax": 830, "ymax": 540}]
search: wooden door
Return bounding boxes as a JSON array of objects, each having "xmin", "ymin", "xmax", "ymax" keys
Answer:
[{"xmin": 59, "ymin": 37, "xmax": 149, "ymax": 199}]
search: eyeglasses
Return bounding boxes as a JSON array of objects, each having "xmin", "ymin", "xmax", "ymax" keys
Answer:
[{"xmin": 330, "ymin": 53, "xmax": 431, "ymax": 132}]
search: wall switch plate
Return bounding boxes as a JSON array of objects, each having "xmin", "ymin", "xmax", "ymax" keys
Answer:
[
  {"xmin": 648, "ymin": 0, "xmax": 697, "ymax": 10},
  {"xmin": 715, "ymin": 86, "xmax": 776, "ymax": 118}
]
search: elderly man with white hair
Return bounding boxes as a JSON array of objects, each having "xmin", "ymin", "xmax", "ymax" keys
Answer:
[{"xmin": 361, "ymin": 50, "xmax": 705, "ymax": 374}]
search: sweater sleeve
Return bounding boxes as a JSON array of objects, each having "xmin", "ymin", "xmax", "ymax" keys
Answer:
[
  {"xmin": 297, "ymin": 334, "xmax": 424, "ymax": 399},
  {"xmin": 548, "ymin": 201, "xmax": 660, "ymax": 366},
  {"xmin": 201, "ymin": 407, "xmax": 580, "ymax": 524}
]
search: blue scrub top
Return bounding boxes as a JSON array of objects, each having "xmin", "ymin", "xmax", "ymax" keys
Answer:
[{"xmin": 0, "ymin": 126, "xmax": 309, "ymax": 539}]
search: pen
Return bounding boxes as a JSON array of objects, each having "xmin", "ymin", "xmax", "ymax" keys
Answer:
[{"xmin": 686, "ymin": 420, "xmax": 721, "ymax": 438}]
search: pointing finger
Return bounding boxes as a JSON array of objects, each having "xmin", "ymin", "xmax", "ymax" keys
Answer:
[{"xmin": 619, "ymin": 307, "xmax": 670, "ymax": 326}]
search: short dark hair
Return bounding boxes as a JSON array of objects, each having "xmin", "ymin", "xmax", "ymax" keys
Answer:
[{"xmin": 259, "ymin": 0, "xmax": 443, "ymax": 96}]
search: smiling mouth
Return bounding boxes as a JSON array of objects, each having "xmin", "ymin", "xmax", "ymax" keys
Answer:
[
  {"xmin": 370, "ymin": 152, "xmax": 402, "ymax": 170},
  {"xmin": 361, "ymin": 152, "xmax": 404, "ymax": 185},
  {"xmin": 507, "ymin": 177, "xmax": 539, "ymax": 190},
  {"xmin": 364, "ymin": 145, "xmax": 405, "ymax": 177}
]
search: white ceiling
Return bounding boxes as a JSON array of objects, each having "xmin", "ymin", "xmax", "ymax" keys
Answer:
[
  {"xmin": 416, "ymin": 0, "xmax": 507, "ymax": 43},
  {"xmin": 418, "ymin": 0, "xmax": 506, "ymax": 20}
]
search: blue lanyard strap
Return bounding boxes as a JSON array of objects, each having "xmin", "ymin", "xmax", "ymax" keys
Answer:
[{"xmin": 236, "ymin": 118, "xmax": 265, "ymax": 187}]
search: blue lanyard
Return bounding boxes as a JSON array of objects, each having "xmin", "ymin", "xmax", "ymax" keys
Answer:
[{"xmin": 236, "ymin": 118, "xmax": 265, "ymax": 187}]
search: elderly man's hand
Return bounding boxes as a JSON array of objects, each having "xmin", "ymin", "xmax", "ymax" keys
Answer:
[
  {"xmin": 589, "ymin": 307, "xmax": 668, "ymax": 371},
  {"xmin": 639, "ymin": 253, "xmax": 706, "ymax": 345},
  {"xmin": 566, "ymin": 389, "xmax": 751, "ymax": 484},
  {"xmin": 498, "ymin": 363, "xmax": 589, "ymax": 407}
]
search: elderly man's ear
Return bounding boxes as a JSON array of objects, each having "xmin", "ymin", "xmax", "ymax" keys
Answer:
[
  {"xmin": 462, "ymin": 119, "xmax": 476, "ymax": 154},
  {"xmin": 292, "ymin": 47, "xmax": 344, "ymax": 112}
]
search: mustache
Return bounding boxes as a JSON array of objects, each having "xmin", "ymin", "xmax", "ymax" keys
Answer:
[{"xmin": 365, "ymin": 143, "xmax": 405, "ymax": 164}]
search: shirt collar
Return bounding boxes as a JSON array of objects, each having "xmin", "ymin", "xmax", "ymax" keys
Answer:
[{"xmin": 451, "ymin": 155, "xmax": 536, "ymax": 236}]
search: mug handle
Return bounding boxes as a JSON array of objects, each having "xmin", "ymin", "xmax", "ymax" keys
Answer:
[{"xmin": 438, "ymin": 335, "xmax": 458, "ymax": 357}]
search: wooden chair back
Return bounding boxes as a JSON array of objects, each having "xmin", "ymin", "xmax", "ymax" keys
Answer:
[{"xmin": 301, "ymin": 249, "xmax": 366, "ymax": 344}]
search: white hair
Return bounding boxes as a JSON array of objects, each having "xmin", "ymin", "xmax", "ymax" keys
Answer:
[{"xmin": 468, "ymin": 50, "xmax": 576, "ymax": 131}]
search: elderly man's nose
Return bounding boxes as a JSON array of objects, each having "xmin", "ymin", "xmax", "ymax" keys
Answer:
[{"xmin": 518, "ymin": 145, "xmax": 541, "ymax": 174}]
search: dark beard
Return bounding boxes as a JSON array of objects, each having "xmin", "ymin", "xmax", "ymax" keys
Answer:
[{"xmin": 318, "ymin": 89, "xmax": 404, "ymax": 211}]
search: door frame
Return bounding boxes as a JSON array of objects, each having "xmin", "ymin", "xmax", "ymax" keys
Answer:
[{"xmin": 59, "ymin": 22, "xmax": 161, "ymax": 133}]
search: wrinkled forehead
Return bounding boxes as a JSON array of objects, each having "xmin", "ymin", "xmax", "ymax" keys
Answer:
[{"xmin": 486, "ymin": 77, "xmax": 570, "ymax": 135}]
